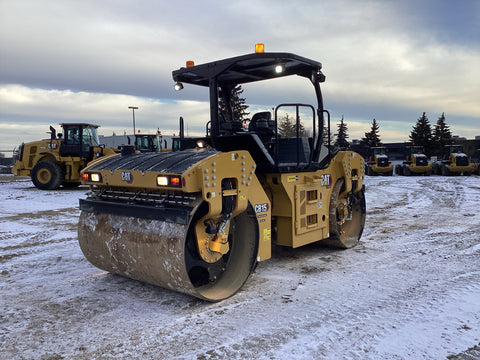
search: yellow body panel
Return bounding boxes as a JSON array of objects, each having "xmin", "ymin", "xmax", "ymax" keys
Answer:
[
  {"xmin": 371, "ymin": 163, "xmax": 393, "ymax": 173},
  {"xmin": 409, "ymin": 164, "xmax": 432, "ymax": 173},
  {"xmin": 449, "ymin": 163, "xmax": 475, "ymax": 173},
  {"xmin": 12, "ymin": 139, "xmax": 62, "ymax": 175},
  {"xmin": 265, "ymin": 151, "xmax": 364, "ymax": 248}
]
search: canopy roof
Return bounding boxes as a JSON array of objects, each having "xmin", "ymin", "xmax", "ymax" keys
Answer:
[{"xmin": 172, "ymin": 52, "xmax": 323, "ymax": 87}]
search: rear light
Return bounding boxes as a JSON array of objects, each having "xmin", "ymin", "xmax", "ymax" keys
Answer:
[
  {"xmin": 156, "ymin": 175, "xmax": 182, "ymax": 188},
  {"xmin": 170, "ymin": 176, "xmax": 181, "ymax": 187}
]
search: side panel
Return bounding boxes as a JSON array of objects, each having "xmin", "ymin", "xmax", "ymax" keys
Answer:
[
  {"xmin": 267, "ymin": 172, "xmax": 333, "ymax": 248},
  {"xmin": 266, "ymin": 151, "xmax": 365, "ymax": 248}
]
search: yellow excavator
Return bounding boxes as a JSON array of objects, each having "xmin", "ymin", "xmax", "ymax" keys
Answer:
[{"xmin": 78, "ymin": 46, "xmax": 366, "ymax": 301}]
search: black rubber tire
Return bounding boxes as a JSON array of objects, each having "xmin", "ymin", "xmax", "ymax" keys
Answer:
[
  {"xmin": 441, "ymin": 165, "xmax": 450, "ymax": 176},
  {"xmin": 396, "ymin": 165, "xmax": 403, "ymax": 176},
  {"xmin": 31, "ymin": 161, "xmax": 64, "ymax": 190},
  {"xmin": 325, "ymin": 179, "xmax": 366, "ymax": 249}
]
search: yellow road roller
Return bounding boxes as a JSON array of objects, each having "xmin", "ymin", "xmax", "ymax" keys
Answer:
[{"xmin": 78, "ymin": 47, "xmax": 366, "ymax": 301}]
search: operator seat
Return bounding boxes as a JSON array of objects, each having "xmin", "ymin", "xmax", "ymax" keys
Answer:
[{"xmin": 248, "ymin": 112, "xmax": 275, "ymax": 143}]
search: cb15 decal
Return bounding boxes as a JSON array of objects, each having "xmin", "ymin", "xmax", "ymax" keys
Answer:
[{"xmin": 255, "ymin": 203, "xmax": 269, "ymax": 213}]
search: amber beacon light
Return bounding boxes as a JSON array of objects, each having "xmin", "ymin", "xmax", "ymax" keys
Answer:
[{"xmin": 255, "ymin": 43, "xmax": 265, "ymax": 53}]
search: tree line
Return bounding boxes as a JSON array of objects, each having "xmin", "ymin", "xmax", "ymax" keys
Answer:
[{"xmin": 333, "ymin": 112, "xmax": 454, "ymax": 156}]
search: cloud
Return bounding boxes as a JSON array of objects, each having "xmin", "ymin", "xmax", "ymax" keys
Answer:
[
  {"xmin": 1, "ymin": 0, "xmax": 479, "ymax": 154},
  {"xmin": 0, "ymin": 85, "xmax": 210, "ymax": 151}
]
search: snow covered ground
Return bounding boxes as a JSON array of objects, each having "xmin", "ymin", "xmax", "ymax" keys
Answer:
[{"xmin": 1, "ymin": 174, "xmax": 479, "ymax": 360}]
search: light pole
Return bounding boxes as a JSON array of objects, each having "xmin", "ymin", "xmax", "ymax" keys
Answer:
[{"xmin": 128, "ymin": 106, "xmax": 138, "ymax": 135}]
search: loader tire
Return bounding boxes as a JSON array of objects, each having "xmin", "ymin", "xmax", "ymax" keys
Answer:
[
  {"xmin": 441, "ymin": 165, "xmax": 450, "ymax": 176},
  {"xmin": 395, "ymin": 165, "xmax": 403, "ymax": 176},
  {"xmin": 31, "ymin": 161, "xmax": 64, "ymax": 190},
  {"xmin": 325, "ymin": 179, "xmax": 366, "ymax": 249}
]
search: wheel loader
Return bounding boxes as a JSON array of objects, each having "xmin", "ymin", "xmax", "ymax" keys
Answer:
[
  {"xmin": 100, "ymin": 132, "xmax": 167, "ymax": 152},
  {"xmin": 395, "ymin": 146, "xmax": 432, "ymax": 176},
  {"xmin": 78, "ymin": 47, "xmax": 366, "ymax": 301},
  {"xmin": 12, "ymin": 123, "xmax": 116, "ymax": 190},
  {"xmin": 431, "ymin": 145, "xmax": 474, "ymax": 176},
  {"xmin": 365, "ymin": 147, "xmax": 393, "ymax": 176}
]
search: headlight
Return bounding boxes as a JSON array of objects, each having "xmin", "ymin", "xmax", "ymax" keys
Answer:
[
  {"xmin": 157, "ymin": 176, "xmax": 168, "ymax": 186},
  {"xmin": 156, "ymin": 175, "xmax": 182, "ymax": 188},
  {"xmin": 91, "ymin": 173, "xmax": 101, "ymax": 182}
]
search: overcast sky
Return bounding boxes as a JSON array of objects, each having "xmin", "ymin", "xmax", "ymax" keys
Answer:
[{"xmin": 1, "ymin": 0, "xmax": 479, "ymax": 153}]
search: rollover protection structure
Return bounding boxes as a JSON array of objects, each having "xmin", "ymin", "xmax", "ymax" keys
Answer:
[{"xmin": 78, "ymin": 47, "xmax": 366, "ymax": 301}]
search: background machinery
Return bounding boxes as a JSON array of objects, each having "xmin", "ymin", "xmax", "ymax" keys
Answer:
[
  {"xmin": 12, "ymin": 123, "xmax": 116, "ymax": 189},
  {"xmin": 432, "ymin": 145, "xmax": 474, "ymax": 176},
  {"xmin": 99, "ymin": 131, "xmax": 169, "ymax": 152},
  {"xmin": 395, "ymin": 146, "xmax": 432, "ymax": 176},
  {"xmin": 365, "ymin": 146, "xmax": 393, "ymax": 176},
  {"xmin": 78, "ymin": 48, "xmax": 366, "ymax": 301}
]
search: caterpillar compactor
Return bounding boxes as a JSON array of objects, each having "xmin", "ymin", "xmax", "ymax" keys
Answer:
[{"xmin": 78, "ymin": 47, "xmax": 366, "ymax": 301}]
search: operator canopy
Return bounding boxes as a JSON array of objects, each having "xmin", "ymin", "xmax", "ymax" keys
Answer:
[{"xmin": 172, "ymin": 52, "xmax": 325, "ymax": 87}]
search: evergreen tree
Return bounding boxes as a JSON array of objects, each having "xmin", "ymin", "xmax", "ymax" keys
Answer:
[
  {"xmin": 334, "ymin": 116, "xmax": 349, "ymax": 149},
  {"xmin": 278, "ymin": 113, "xmax": 295, "ymax": 137},
  {"xmin": 278, "ymin": 113, "xmax": 307, "ymax": 137},
  {"xmin": 409, "ymin": 112, "xmax": 433, "ymax": 155},
  {"xmin": 361, "ymin": 118, "xmax": 382, "ymax": 147},
  {"xmin": 218, "ymin": 85, "xmax": 249, "ymax": 122},
  {"xmin": 432, "ymin": 112, "xmax": 452, "ymax": 155}
]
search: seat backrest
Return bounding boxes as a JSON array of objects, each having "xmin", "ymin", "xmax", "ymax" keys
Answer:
[{"xmin": 248, "ymin": 112, "xmax": 272, "ymax": 132}]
